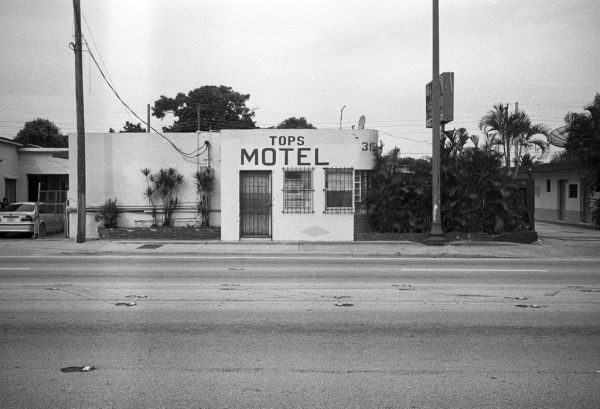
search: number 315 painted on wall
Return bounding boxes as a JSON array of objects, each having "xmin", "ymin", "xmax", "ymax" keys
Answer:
[{"xmin": 362, "ymin": 142, "xmax": 377, "ymax": 151}]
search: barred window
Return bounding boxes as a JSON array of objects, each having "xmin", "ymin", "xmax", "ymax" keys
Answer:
[
  {"xmin": 324, "ymin": 168, "xmax": 353, "ymax": 213},
  {"xmin": 283, "ymin": 167, "xmax": 313, "ymax": 213},
  {"xmin": 354, "ymin": 170, "xmax": 370, "ymax": 214}
]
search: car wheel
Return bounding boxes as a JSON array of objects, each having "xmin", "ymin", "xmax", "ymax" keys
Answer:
[{"xmin": 38, "ymin": 223, "xmax": 46, "ymax": 238}]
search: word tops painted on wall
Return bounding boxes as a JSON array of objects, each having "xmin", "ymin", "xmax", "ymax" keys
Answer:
[{"xmin": 241, "ymin": 136, "xmax": 330, "ymax": 166}]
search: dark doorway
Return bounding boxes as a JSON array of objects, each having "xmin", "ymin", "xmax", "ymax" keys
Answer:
[{"xmin": 239, "ymin": 171, "xmax": 272, "ymax": 239}]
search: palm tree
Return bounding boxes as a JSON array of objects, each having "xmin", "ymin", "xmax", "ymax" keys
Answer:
[
  {"xmin": 479, "ymin": 103, "xmax": 513, "ymax": 172},
  {"xmin": 442, "ymin": 127, "xmax": 470, "ymax": 169},
  {"xmin": 512, "ymin": 121, "xmax": 549, "ymax": 176},
  {"xmin": 479, "ymin": 104, "xmax": 549, "ymax": 175}
]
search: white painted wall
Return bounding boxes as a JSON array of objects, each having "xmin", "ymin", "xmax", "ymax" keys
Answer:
[
  {"xmin": 220, "ymin": 129, "xmax": 378, "ymax": 241},
  {"xmin": 0, "ymin": 142, "xmax": 19, "ymax": 201},
  {"xmin": 68, "ymin": 129, "xmax": 377, "ymax": 240},
  {"xmin": 534, "ymin": 168, "xmax": 588, "ymax": 223},
  {"xmin": 68, "ymin": 132, "xmax": 221, "ymax": 238}
]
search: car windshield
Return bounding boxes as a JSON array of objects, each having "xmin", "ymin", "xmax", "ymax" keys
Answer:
[{"xmin": 1, "ymin": 204, "xmax": 35, "ymax": 212}]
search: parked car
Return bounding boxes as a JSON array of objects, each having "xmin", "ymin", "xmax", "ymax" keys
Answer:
[{"xmin": 0, "ymin": 202, "xmax": 65, "ymax": 237}]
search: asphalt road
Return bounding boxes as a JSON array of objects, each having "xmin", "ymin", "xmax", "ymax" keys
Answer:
[{"xmin": 1, "ymin": 255, "xmax": 599, "ymax": 408}]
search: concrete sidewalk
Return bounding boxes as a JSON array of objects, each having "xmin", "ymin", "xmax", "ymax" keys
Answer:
[{"xmin": 1, "ymin": 222, "xmax": 598, "ymax": 259}]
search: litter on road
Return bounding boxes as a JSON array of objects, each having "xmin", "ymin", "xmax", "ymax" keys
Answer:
[
  {"xmin": 393, "ymin": 284, "xmax": 415, "ymax": 291},
  {"xmin": 60, "ymin": 366, "xmax": 95, "ymax": 373}
]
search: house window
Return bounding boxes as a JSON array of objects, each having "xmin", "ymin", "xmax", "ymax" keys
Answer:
[
  {"xmin": 569, "ymin": 184, "xmax": 578, "ymax": 198},
  {"xmin": 324, "ymin": 168, "xmax": 353, "ymax": 213},
  {"xmin": 546, "ymin": 179, "xmax": 551, "ymax": 192},
  {"xmin": 283, "ymin": 168, "xmax": 313, "ymax": 213},
  {"xmin": 354, "ymin": 170, "xmax": 370, "ymax": 214}
]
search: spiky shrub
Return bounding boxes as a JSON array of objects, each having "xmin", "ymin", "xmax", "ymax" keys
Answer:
[
  {"xmin": 141, "ymin": 168, "xmax": 158, "ymax": 227},
  {"xmin": 94, "ymin": 198, "xmax": 119, "ymax": 229},
  {"xmin": 193, "ymin": 168, "xmax": 215, "ymax": 227},
  {"xmin": 153, "ymin": 168, "xmax": 184, "ymax": 227},
  {"xmin": 141, "ymin": 167, "xmax": 184, "ymax": 227}
]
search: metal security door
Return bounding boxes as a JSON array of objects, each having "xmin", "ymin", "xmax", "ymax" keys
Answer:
[{"xmin": 240, "ymin": 171, "xmax": 272, "ymax": 238}]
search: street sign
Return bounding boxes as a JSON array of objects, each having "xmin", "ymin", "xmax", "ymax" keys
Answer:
[{"xmin": 426, "ymin": 72, "xmax": 454, "ymax": 128}]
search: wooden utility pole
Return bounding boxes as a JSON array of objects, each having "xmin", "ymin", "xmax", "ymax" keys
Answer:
[
  {"xmin": 73, "ymin": 0, "xmax": 86, "ymax": 243},
  {"xmin": 428, "ymin": 0, "xmax": 444, "ymax": 245},
  {"xmin": 147, "ymin": 104, "xmax": 151, "ymax": 133}
]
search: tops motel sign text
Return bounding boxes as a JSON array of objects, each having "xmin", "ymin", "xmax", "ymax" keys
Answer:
[
  {"xmin": 426, "ymin": 72, "xmax": 454, "ymax": 128},
  {"xmin": 241, "ymin": 135, "xmax": 330, "ymax": 166}
]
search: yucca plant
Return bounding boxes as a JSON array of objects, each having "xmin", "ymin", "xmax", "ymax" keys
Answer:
[
  {"xmin": 141, "ymin": 168, "xmax": 158, "ymax": 227},
  {"xmin": 193, "ymin": 168, "xmax": 215, "ymax": 227},
  {"xmin": 153, "ymin": 168, "xmax": 184, "ymax": 227},
  {"xmin": 141, "ymin": 167, "xmax": 184, "ymax": 227}
]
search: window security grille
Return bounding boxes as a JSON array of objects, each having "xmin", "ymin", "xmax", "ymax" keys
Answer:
[
  {"xmin": 324, "ymin": 167, "xmax": 354, "ymax": 213},
  {"xmin": 354, "ymin": 170, "xmax": 370, "ymax": 214},
  {"xmin": 283, "ymin": 167, "xmax": 313, "ymax": 213}
]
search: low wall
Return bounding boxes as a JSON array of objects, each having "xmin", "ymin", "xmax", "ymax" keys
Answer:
[{"xmin": 355, "ymin": 230, "xmax": 538, "ymax": 244}]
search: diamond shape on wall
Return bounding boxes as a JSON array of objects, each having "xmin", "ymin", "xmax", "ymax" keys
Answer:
[{"xmin": 301, "ymin": 225, "xmax": 330, "ymax": 237}]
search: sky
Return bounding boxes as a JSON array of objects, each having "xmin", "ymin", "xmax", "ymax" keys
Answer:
[{"xmin": 1, "ymin": 0, "xmax": 599, "ymax": 158}]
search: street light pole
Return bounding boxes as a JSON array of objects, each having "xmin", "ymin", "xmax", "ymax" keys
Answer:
[
  {"xmin": 428, "ymin": 0, "xmax": 444, "ymax": 244},
  {"xmin": 339, "ymin": 105, "xmax": 346, "ymax": 129}
]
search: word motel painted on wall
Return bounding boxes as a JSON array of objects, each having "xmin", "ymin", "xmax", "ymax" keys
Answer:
[{"xmin": 241, "ymin": 135, "xmax": 330, "ymax": 166}]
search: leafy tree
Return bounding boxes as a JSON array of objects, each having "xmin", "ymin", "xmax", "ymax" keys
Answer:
[
  {"xmin": 152, "ymin": 85, "xmax": 256, "ymax": 132},
  {"xmin": 368, "ymin": 145, "xmax": 432, "ymax": 233},
  {"xmin": 439, "ymin": 132, "xmax": 528, "ymax": 234},
  {"xmin": 563, "ymin": 93, "xmax": 600, "ymax": 228},
  {"xmin": 119, "ymin": 121, "xmax": 145, "ymax": 133},
  {"xmin": 276, "ymin": 117, "xmax": 316, "ymax": 129},
  {"xmin": 368, "ymin": 134, "xmax": 531, "ymax": 235},
  {"xmin": 564, "ymin": 93, "xmax": 600, "ymax": 186},
  {"xmin": 14, "ymin": 118, "xmax": 67, "ymax": 147}
]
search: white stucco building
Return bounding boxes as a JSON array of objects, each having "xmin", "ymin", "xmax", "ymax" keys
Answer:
[
  {"xmin": 0, "ymin": 137, "xmax": 69, "ymax": 204},
  {"xmin": 531, "ymin": 161, "xmax": 598, "ymax": 225},
  {"xmin": 68, "ymin": 129, "xmax": 378, "ymax": 241}
]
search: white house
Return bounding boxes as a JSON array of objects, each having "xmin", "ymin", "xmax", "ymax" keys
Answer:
[
  {"xmin": 531, "ymin": 161, "xmax": 598, "ymax": 225},
  {"xmin": 67, "ymin": 129, "xmax": 378, "ymax": 241},
  {"xmin": 0, "ymin": 137, "xmax": 69, "ymax": 204}
]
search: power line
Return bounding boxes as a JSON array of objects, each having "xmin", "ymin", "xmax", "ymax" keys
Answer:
[
  {"xmin": 82, "ymin": 41, "xmax": 205, "ymax": 159},
  {"xmin": 81, "ymin": 10, "xmax": 114, "ymax": 86}
]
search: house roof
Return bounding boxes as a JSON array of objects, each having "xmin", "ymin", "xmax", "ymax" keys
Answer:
[
  {"xmin": 0, "ymin": 136, "xmax": 24, "ymax": 147},
  {"xmin": 530, "ymin": 161, "xmax": 586, "ymax": 174}
]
